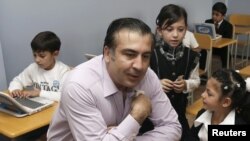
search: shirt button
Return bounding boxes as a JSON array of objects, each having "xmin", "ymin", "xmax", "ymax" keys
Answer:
[
  {"xmin": 172, "ymin": 61, "xmax": 175, "ymax": 65},
  {"xmin": 172, "ymin": 72, "xmax": 176, "ymax": 76}
]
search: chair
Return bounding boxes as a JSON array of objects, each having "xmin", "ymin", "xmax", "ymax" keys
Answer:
[
  {"xmin": 194, "ymin": 33, "xmax": 213, "ymax": 77},
  {"xmin": 229, "ymin": 14, "xmax": 250, "ymax": 68},
  {"xmin": 84, "ymin": 53, "xmax": 96, "ymax": 60},
  {"xmin": 239, "ymin": 65, "xmax": 250, "ymax": 78},
  {"xmin": 229, "ymin": 24, "xmax": 237, "ymax": 68},
  {"xmin": 229, "ymin": 14, "xmax": 250, "ymax": 27},
  {"xmin": 186, "ymin": 98, "xmax": 203, "ymax": 116},
  {"xmin": 186, "ymin": 33, "xmax": 212, "ymax": 105}
]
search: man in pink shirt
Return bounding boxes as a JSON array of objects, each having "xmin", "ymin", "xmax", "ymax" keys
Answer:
[{"xmin": 47, "ymin": 18, "xmax": 181, "ymax": 141}]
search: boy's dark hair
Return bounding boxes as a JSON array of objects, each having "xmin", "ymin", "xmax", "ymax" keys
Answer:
[
  {"xmin": 156, "ymin": 4, "xmax": 187, "ymax": 30},
  {"xmin": 31, "ymin": 31, "xmax": 61, "ymax": 53},
  {"xmin": 212, "ymin": 2, "xmax": 227, "ymax": 16},
  {"xmin": 104, "ymin": 17, "xmax": 154, "ymax": 51}
]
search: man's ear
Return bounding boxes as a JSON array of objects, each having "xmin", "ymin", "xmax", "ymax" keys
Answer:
[
  {"xmin": 222, "ymin": 97, "xmax": 232, "ymax": 108},
  {"xmin": 103, "ymin": 46, "xmax": 111, "ymax": 63}
]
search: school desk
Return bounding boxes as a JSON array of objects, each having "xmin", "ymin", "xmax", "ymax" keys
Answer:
[
  {"xmin": 186, "ymin": 98, "xmax": 203, "ymax": 116},
  {"xmin": 0, "ymin": 101, "xmax": 58, "ymax": 140},
  {"xmin": 212, "ymin": 38, "xmax": 237, "ymax": 68},
  {"xmin": 239, "ymin": 65, "xmax": 250, "ymax": 78}
]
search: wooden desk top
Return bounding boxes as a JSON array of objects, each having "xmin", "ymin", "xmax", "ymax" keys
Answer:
[
  {"xmin": 235, "ymin": 27, "xmax": 250, "ymax": 35},
  {"xmin": 0, "ymin": 102, "xmax": 58, "ymax": 138},
  {"xmin": 212, "ymin": 38, "xmax": 237, "ymax": 48},
  {"xmin": 186, "ymin": 98, "xmax": 203, "ymax": 116},
  {"xmin": 239, "ymin": 65, "xmax": 250, "ymax": 78}
]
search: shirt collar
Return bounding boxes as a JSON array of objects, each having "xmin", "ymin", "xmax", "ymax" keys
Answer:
[
  {"xmin": 102, "ymin": 56, "xmax": 119, "ymax": 97},
  {"xmin": 220, "ymin": 109, "xmax": 235, "ymax": 124},
  {"xmin": 194, "ymin": 110, "xmax": 212, "ymax": 127},
  {"xmin": 101, "ymin": 56, "xmax": 138, "ymax": 98},
  {"xmin": 194, "ymin": 109, "xmax": 235, "ymax": 127},
  {"xmin": 217, "ymin": 19, "xmax": 223, "ymax": 27}
]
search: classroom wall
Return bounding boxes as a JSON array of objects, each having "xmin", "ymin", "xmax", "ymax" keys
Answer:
[
  {"xmin": 0, "ymin": 42, "xmax": 7, "ymax": 90},
  {"xmin": 227, "ymin": 0, "xmax": 250, "ymax": 15},
  {"xmin": 0, "ymin": 0, "xmax": 212, "ymax": 85}
]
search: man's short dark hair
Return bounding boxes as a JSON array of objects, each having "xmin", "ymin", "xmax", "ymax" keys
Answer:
[
  {"xmin": 31, "ymin": 31, "xmax": 61, "ymax": 53},
  {"xmin": 104, "ymin": 18, "xmax": 153, "ymax": 50},
  {"xmin": 213, "ymin": 2, "xmax": 227, "ymax": 16}
]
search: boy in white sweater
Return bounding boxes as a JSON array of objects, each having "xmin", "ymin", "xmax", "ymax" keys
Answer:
[{"xmin": 8, "ymin": 31, "xmax": 70, "ymax": 102}]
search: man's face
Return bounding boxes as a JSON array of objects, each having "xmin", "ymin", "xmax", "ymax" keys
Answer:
[
  {"xmin": 104, "ymin": 29, "xmax": 152, "ymax": 90},
  {"xmin": 212, "ymin": 10, "xmax": 224, "ymax": 23}
]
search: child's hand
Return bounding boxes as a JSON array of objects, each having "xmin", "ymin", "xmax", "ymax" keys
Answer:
[
  {"xmin": 10, "ymin": 89, "xmax": 23, "ymax": 97},
  {"xmin": 173, "ymin": 75, "xmax": 186, "ymax": 93},
  {"xmin": 21, "ymin": 88, "xmax": 40, "ymax": 98},
  {"xmin": 160, "ymin": 79, "xmax": 174, "ymax": 93}
]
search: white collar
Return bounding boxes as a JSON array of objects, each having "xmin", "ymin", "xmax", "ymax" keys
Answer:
[
  {"xmin": 194, "ymin": 109, "xmax": 235, "ymax": 141},
  {"xmin": 220, "ymin": 109, "xmax": 235, "ymax": 124},
  {"xmin": 217, "ymin": 19, "xmax": 223, "ymax": 27},
  {"xmin": 194, "ymin": 109, "xmax": 235, "ymax": 127}
]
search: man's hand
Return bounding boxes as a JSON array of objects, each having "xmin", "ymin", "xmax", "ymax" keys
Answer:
[{"xmin": 130, "ymin": 91, "xmax": 152, "ymax": 125}]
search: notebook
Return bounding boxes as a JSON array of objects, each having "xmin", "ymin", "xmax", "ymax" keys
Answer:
[
  {"xmin": 84, "ymin": 53, "xmax": 96, "ymax": 60},
  {"xmin": 194, "ymin": 23, "xmax": 222, "ymax": 40},
  {"xmin": 0, "ymin": 91, "xmax": 54, "ymax": 117}
]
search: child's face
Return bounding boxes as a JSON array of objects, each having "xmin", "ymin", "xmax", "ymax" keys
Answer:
[
  {"xmin": 201, "ymin": 77, "xmax": 224, "ymax": 111},
  {"xmin": 157, "ymin": 18, "xmax": 186, "ymax": 48},
  {"xmin": 33, "ymin": 51, "xmax": 58, "ymax": 70},
  {"xmin": 212, "ymin": 10, "xmax": 224, "ymax": 24}
]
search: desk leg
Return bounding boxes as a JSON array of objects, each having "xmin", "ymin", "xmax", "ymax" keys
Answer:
[
  {"xmin": 230, "ymin": 41, "xmax": 238, "ymax": 69},
  {"xmin": 246, "ymin": 34, "xmax": 250, "ymax": 66},
  {"xmin": 227, "ymin": 44, "xmax": 230, "ymax": 69}
]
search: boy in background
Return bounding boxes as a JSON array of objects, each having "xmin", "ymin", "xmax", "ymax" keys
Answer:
[
  {"xmin": 200, "ymin": 2, "xmax": 233, "ymax": 70},
  {"xmin": 6, "ymin": 31, "xmax": 70, "ymax": 141},
  {"xmin": 8, "ymin": 31, "xmax": 70, "ymax": 102}
]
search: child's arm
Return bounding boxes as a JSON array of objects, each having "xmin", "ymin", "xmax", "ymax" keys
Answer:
[
  {"xmin": 183, "ymin": 63, "xmax": 200, "ymax": 93},
  {"xmin": 8, "ymin": 64, "xmax": 34, "ymax": 93},
  {"xmin": 160, "ymin": 79, "xmax": 174, "ymax": 93}
]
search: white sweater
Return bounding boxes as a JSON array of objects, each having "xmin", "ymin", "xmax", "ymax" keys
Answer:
[{"xmin": 8, "ymin": 60, "xmax": 70, "ymax": 101}]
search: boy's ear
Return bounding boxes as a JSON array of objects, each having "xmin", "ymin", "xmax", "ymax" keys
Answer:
[
  {"xmin": 53, "ymin": 50, "xmax": 59, "ymax": 56},
  {"xmin": 222, "ymin": 97, "xmax": 232, "ymax": 108}
]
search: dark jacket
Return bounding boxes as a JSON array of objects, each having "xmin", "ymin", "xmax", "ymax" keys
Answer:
[{"xmin": 205, "ymin": 19, "xmax": 233, "ymax": 38}]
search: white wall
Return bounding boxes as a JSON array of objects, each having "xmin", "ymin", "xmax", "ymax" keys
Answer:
[
  {"xmin": 0, "ymin": 42, "xmax": 7, "ymax": 90},
  {"xmin": 0, "ymin": 0, "xmax": 212, "ymax": 84},
  {"xmin": 227, "ymin": 0, "xmax": 250, "ymax": 15}
]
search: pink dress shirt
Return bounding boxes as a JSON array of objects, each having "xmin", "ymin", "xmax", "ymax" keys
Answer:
[{"xmin": 47, "ymin": 55, "xmax": 181, "ymax": 141}]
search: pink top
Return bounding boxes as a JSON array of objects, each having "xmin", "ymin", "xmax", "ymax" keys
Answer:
[{"xmin": 47, "ymin": 55, "xmax": 181, "ymax": 141}]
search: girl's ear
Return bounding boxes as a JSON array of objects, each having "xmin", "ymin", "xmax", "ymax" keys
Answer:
[
  {"xmin": 156, "ymin": 27, "xmax": 162, "ymax": 37},
  {"xmin": 222, "ymin": 97, "xmax": 232, "ymax": 108}
]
